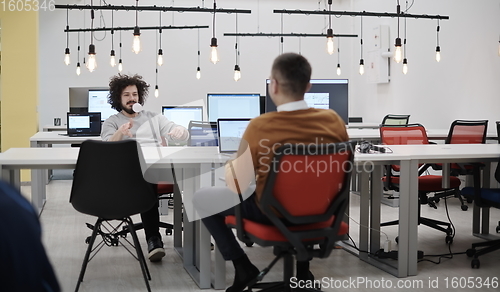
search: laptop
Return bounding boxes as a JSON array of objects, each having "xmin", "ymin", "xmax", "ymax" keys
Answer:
[
  {"xmin": 66, "ymin": 112, "xmax": 102, "ymax": 137},
  {"xmin": 217, "ymin": 118, "xmax": 251, "ymax": 154}
]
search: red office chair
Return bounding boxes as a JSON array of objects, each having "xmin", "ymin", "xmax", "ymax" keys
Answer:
[
  {"xmin": 429, "ymin": 120, "xmax": 488, "ymax": 211},
  {"xmin": 225, "ymin": 141, "xmax": 356, "ymax": 292},
  {"xmin": 380, "ymin": 124, "xmax": 461, "ymax": 244}
]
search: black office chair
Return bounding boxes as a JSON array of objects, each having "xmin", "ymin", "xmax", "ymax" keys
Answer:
[
  {"xmin": 381, "ymin": 114, "xmax": 410, "ymax": 125},
  {"xmin": 462, "ymin": 158, "xmax": 500, "ymax": 268},
  {"xmin": 188, "ymin": 120, "xmax": 218, "ymax": 146},
  {"xmin": 496, "ymin": 121, "xmax": 500, "ymax": 143},
  {"xmin": 70, "ymin": 140, "xmax": 157, "ymax": 292}
]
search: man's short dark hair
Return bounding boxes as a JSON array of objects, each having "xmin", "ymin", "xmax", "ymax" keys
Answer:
[
  {"xmin": 108, "ymin": 74, "xmax": 149, "ymax": 111},
  {"xmin": 271, "ymin": 53, "xmax": 312, "ymax": 99}
]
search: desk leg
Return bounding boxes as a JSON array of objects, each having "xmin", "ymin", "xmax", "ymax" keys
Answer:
[
  {"xmin": 1, "ymin": 168, "xmax": 20, "ymax": 191},
  {"xmin": 213, "ymin": 163, "xmax": 227, "ymax": 290},
  {"xmin": 31, "ymin": 169, "xmax": 46, "ymax": 216},
  {"xmin": 369, "ymin": 165, "xmax": 382, "ymax": 254},
  {"xmin": 481, "ymin": 162, "xmax": 491, "ymax": 235},
  {"xmin": 181, "ymin": 164, "xmax": 216, "ymax": 289},
  {"xmin": 399, "ymin": 160, "xmax": 419, "ymax": 277},
  {"xmin": 358, "ymin": 167, "xmax": 370, "ymax": 255},
  {"xmin": 173, "ymin": 181, "xmax": 183, "ymax": 250},
  {"xmin": 181, "ymin": 168, "xmax": 198, "ymax": 286}
]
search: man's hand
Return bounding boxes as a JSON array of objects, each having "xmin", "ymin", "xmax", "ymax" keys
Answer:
[
  {"xmin": 118, "ymin": 119, "xmax": 133, "ymax": 137},
  {"xmin": 168, "ymin": 126, "xmax": 186, "ymax": 139}
]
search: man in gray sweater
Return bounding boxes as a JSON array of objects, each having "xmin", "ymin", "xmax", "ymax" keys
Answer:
[{"xmin": 101, "ymin": 73, "xmax": 189, "ymax": 262}]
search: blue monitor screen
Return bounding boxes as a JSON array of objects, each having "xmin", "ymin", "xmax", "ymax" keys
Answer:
[
  {"xmin": 162, "ymin": 106, "xmax": 203, "ymax": 129},
  {"xmin": 88, "ymin": 90, "xmax": 117, "ymax": 121},
  {"xmin": 207, "ymin": 93, "xmax": 261, "ymax": 122},
  {"xmin": 265, "ymin": 79, "xmax": 349, "ymax": 124}
]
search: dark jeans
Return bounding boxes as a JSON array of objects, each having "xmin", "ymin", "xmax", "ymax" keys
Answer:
[
  {"xmin": 194, "ymin": 187, "xmax": 270, "ymax": 261},
  {"xmin": 140, "ymin": 183, "xmax": 161, "ymax": 241}
]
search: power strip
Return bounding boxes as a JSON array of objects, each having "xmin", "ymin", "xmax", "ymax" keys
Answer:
[{"xmin": 376, "ymin": 249, "xmax": 424, "ymax": 260}]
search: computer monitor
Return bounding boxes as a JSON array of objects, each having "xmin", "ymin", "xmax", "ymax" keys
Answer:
[
  {"xmin": 88, "ymin": 89, "xmax": 117, "ymax": 121},
  {"xmin": 217, "ymin": 118, "xmax": 251, "ymax": 153},
  {"xmin": 265, "ymin": 79, "xmax": 349, "ymax": 124},
  {"xmin": 207, "ymin": 93, "xmax": 261, "ymax": 122},
  {"xmin": 162, "ymin": 106, "xmax": 203, "ymax": 129},
  {"xmin": 66, "ymin": 112, "xmax": 102, "ymax": 137}
]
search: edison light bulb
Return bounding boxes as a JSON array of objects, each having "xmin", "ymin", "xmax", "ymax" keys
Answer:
[
  {"xmin": 132, "ymin": 27, "xmax": 142, "ymax": 54},
  {"xmin": 196, "ymin": 67, "xmax": 201, "ymax": 79},
  {"xmin": 336, "ymin": 64, "xmax": 341, "ymax": 76},
  {"xmin": 76, "ymin": 62, "xmax": 81, "ymax": 76},
  {"xmin": 64, "ymin": 48, "xmax": 71, "ymax": 65},
  {"xmin": 157, "ymin": 49, "xmax": 164, "ymax": 66},
  {"xmin": 435, "ymin": 46, "xmax": 441, "ymax": 62},
  {"xmin": 359, "ymin": 59, "xmax": 365, "ymax": 75},
  {"xmin": 402, "ymin": 59, "xmax": 408, "ymax": 74},
  {"xmin": 118, "ymin": 59, "xmax": 123, "ymax": 72},
  {"xmin": 394, "ymin": 46, "xmax": 402, "ymax": 63},
  {"xmin": 86, "ymin": 44, "xmax": 97, "ymax": 72},
  {"xmin": 233, "ymin": 65, "xmax": 241, "ymax": 82},
  {"xmin": 394, "ymin": 38, "xmax": 402, "ymax": 63},
  {"xmin": 327, "ymin": 37, "xmax": 334, "ymax": 55},
  {"xmin": 154, "ymin": 85, "xmax": 159, "ymax": 98},
  {"xmin": 326, "ymin": 28, "xmax": 334, "ymax": 55},
  {"xmin": 210, "ymin": 38, "xmax": 219, "ymax": 64},
  {"xmin": 110, "ymin": 50, "xmax": 116, "ymax": 67}
]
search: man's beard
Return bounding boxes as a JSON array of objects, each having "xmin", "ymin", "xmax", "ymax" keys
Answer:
[{"xmin": 122, "ymin": 102, "xmax": 136, "ymax": 114}]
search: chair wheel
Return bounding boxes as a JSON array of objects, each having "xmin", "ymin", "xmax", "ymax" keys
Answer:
[
  {"xmin": 120, "ymin": 226, "xmax": 128, "ymax": 238},
  {"xmin": 446, "ymin": 227, "xmax": 453, "ymax": 236},
  {"xmin": 445, "ymin": 235, "xmax": 453, "ymax": 244},
  {"xmin": 496, "ymin": 226, "xmax": 500, "ymax": 233},
  {"xmin": 85, "ymin": 236, "xmax": 91, "ymax": 244},
  {"xmin": 165, "ymin": 228, "xmax": 173, "ymax": 236},
  {"xmin": 245, "ymin": 242, "xmax": 254, "ymax": 247},
  {"xmin": 471, "ymin": 258, "xmax": 480, "ymax": 269},
  {"xmin": 466, "ymin": 198, "xmax": 474, "ymax": 203},
  {"xmin": 111, "ymin": 237, "xmax": 119, "ymax": 246},
  {"xmin": 466, "ymin": 248, "xmax": 476, "ymax": 257},
  {"xmin": 461, "ymin": 205, "xmax": 468, "ymax": 211},
  {"xmin": 395, "ymin": 236, "xmax": 399, "ymax": 244}
]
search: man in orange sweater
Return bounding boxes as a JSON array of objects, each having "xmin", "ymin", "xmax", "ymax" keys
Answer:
[{"xmin": 193, "ymin": 52, "xmax": 349, "ymax": 292}]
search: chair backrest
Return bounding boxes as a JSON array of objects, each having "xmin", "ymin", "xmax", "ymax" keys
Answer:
[
  {"xmin": 187, "ymin": 120, "xmax": 218, "ymax": 146},
  {"xmin": 445, "ymin": 119, "xmax": 488, "ymax": 144},
  {"xmin": 380, "ymin": 123, "xmax": 429, "ymax": 145},
  {"xmin": 496, "ymin": 121, "xmax": 500, "ymax": 143},
  {"xmin": 70, "ymin": 140, "xmax": 157, "ymax": 220},
  {"xmin": 261, "ymin": 141, "xmax": 356, "ymax": 226},
  {"xmin": 381, "ymin": 114, "xmax": 410, "ymax": 125}
]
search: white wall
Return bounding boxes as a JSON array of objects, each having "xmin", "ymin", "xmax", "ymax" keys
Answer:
[{"xmin": 39, "ymin": 0, "xmax": 500, "ymax": 130}]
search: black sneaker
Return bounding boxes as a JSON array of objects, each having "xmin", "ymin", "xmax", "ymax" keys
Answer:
[{"xmin": 147, "ymin": 236, "xmax": 165, "ymax": 262}]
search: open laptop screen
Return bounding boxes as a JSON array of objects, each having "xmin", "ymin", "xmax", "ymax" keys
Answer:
[
  {"xmin": 162, "ymin": 106, "xmax": 203, "ymax": 129},
  {"xmin": 67, "ymin": 112, "xmax": 102, "ymax": 136},
  {"xmin": 217, "ymin": 118, "xmax": 251, "ymax": 153}
]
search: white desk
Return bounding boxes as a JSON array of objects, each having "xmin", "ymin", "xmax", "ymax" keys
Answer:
[
  {"xmin": 353, "ymin": 144, "xmax": 500, "ymax": 278},
  {"xmin": 346, "ymin": 128, "xmax": 498, "ymax": 142},
  {"xmin": 3, "ymin": 143, "xmax": 500, "ymax": 280},
  {"xmin": 0, "ymin": 146, "xmax": 227, "ymax": 289},
  {"xmin": 30, "ymin": 131, "xmax": 101, "ymax": 147},
  {"xmin": 42, "ymin": 125, "xmax": 67, "ymax": 132}
]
